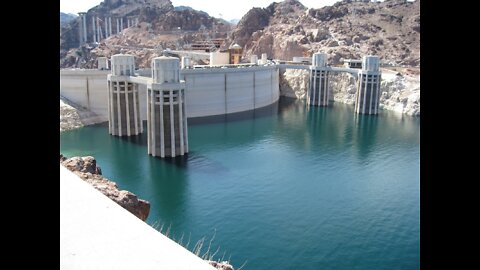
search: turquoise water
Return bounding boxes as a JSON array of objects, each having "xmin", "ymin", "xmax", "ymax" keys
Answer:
[{"xmin": 60, "ymin": 98, "xmax": 420, "ymax": 270}]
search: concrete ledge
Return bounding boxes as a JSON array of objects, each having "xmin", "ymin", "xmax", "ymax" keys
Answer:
[
  {"xmin": 60, "ymin": 69, "xmax": 111, "ymax": 76},
  {"xmin": 60, "ymin": 164, "xmax": 215, "ymax": 270}
]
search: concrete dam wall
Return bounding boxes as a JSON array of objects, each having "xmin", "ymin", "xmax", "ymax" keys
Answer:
[
  {"xmin": 60, "ymin": 69, "xmax": 110, "ymax": 118},
  {"xmin": 181, "ymin": 66, "xmax": 280, "ymax": 118},
  {"xmin": 60, "ymin": 66, "xmax": 280, "ymax": 120}
]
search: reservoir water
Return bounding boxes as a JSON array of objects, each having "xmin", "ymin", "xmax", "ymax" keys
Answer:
[{"xmin": 60, "ymin": 98, "xmax": 420, "ymax": 270}]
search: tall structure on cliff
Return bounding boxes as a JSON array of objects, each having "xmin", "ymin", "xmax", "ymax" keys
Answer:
[
  {"xmin": 147, "ymin": 56, "xmax": 188, "ymax": 158},
  {"xmin": 354, "ymin": 55, "xmax": 381, "ymax": 115},
  {"xmin": 107, "ymin": 54, "xmax": 143, "ymax": 136},
  {"xmin": 307, "ymin": 53, "xmax": 330, "ymax": 106}
]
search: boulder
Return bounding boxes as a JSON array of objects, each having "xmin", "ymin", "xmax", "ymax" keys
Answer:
[
  {"xmin": 207, "ymin": 260, "xmax": 234, "ymax": 270},
  {"xmin": 61, "ymin": 155, "xmax": 151, "ymax": 221}
]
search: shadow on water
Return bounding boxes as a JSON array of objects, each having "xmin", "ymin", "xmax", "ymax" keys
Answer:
[
  {"xmin": 188, "ymin": 100, "xmax": 280, "ymax": 126},
  {"xmin": 116, "ymin": 99, "xmax": 282, "ymax": 147},
  {"xmin": 161, "ymin": 154, "xmax": 189, "ymax": 167},
  {"xmin": 277, "ymin": 96, "xmax": 299, "ymax": 114},
  {"xmin": 146, "ymin": 155, "xmax": 189, "ymax": 225},
  {"xmin": 352, "ymin": 112, "xmax": 380, "ymax": 160},
  {"xmin": 185, "ymin": 99, "xmax": 291, "ymax": 151},
  {"xmin": 117, "ymin": 121, "xmax": 148, "ymax": 146}
]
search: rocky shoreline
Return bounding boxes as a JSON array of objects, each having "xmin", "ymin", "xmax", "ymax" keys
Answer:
[
  {"xmin": 60, "ymin": 96, "xmax": 106, "ymax": 132},
  {"xmin": 60, "ymin": 154, "xmax": 150, "ymax": 221}
]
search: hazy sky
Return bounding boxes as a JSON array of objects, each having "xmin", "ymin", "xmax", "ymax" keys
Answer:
[{"xmin": 60, "ymin": 0, "xmax": 341, "ymax": 21}]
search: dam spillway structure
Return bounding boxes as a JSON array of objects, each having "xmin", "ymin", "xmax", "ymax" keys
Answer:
[
  {"xmin": 147, "ymin": 56, "xmax": 188, "ymax": 158},
  {"xmin": 307, "ymin": 53, "xmax": 330, "ymax": 106},
  {"xmin": 354, "ymin": 55, "xmax": 381, "ymax": 115},
  {"xmin": 107, "ymin": 54, "xmax": 143, "ymax": 136}
]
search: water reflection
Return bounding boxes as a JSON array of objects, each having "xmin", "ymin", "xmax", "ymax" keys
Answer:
[
  {"xmin": 188, "ymin": 102, "xmax": 280, "ymax": 150},
  {"xmin": 352, "ymin": 113, "xmax": 379, "ymax": 161},
  {"xmin": 146, "ymin": 155, "xmax": 189, "ymax": 226},
  {"xmin": 188, "ymin": 101, "xmax": 280, "ymax": 125},
  {"xmin": 280, "ymin": 101, "xmax": 357, "ymax": 153},
  {"xmin": 117, "ymin": 122, "xmax": 148, "ymax": 146}
]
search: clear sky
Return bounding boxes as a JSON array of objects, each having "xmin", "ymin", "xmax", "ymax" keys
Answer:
[{"xmin": 60, "ymin": 0, "xmax": 341, "ymax": 21}]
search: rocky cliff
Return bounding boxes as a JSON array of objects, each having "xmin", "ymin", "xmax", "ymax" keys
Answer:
[
  {"xmin": 61, "ymin": 0, "xmax": 419, "ymax": 68},
  {"xmin": 60, "ymin": 154, "xmax": 151, "ymax": 221},
  {"xmin": 60, "ymin": 12, "xmax": 77, "ymax": 27},
  {"xmin": 229, "ymin": 0, "xmax": 419, "ymax": 67},
  {"xmin": 60, "ymin": 97, "xmax": 105, "ymax": 132}
]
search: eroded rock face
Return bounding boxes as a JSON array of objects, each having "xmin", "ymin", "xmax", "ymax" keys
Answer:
[
  {"xmin": 329, "ymin": 73, "xmax": 358, "ymax": 105},
  {"xmin": 229, "ymin": 0, "xmax": 420, "ymax": 67},
  {"xmin": 279, "ymin": 69, "xmax": 309, "ymax": 99},
  {"xmin": 378, "ymin": 73, "xmax": 420, "ymax": 116},
  {"xmin": 60, "ymin": 99, "xmax": 83, "ymax": 132},
  {"xmin": 230, "ymin": 7, "xmax": 273, "ymax": 48},
  {"xmin": 60, "ymin": 155, "xmax": 150, "ymax": 221},
  {"xmin": 60, "ymin": 97, "xmax": 106, "ymax": 132}
]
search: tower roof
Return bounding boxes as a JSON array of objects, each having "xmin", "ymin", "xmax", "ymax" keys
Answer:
[{"xmin": 229, "ymin": 43, "xmax": 242, "ymax": 49}]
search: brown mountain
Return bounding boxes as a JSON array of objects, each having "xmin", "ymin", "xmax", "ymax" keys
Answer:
[
  {"xmin": 227, "ymin": 0, "xmax": 419, "ymax": 66},
  {"xmin": 60, "ymin": 0, "xmax": 420, "ymax": 69}
]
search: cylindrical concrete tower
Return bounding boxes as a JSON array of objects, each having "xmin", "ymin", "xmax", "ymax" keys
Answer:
[
  {"xmin": 107, "ymin": 54, "xmax": 143, "ymax": 136},
  {"xmin": 97, "ymin": 57, "xmax": 109, "ymax": 70},
  {"xmin": 261, "ymin": 53, "xmax": 268, "ymax": 64},
  {"xmin": 181, "ymin": 56, "xmax": 191, "ymax": 69},
  {"xmin": 147, "ymin": 56, "xmax": 188, "ymax": 158},
  {"xmin": 362, "ymin": 55, "xmax": 380, "ymax": 72},
  {"xmin": 78, "ymin": 12, "xmax": 87, "ymax": 44},
  {"xmin": 355, "ymin": 55, "xmax": 382, "ymax": 115},
  {"xmin": 92, "ymin": 16, "xmax": 97, "ymax": 43},
  {"xmin": 307, "ymin": 53, "xmax": 330, "ymax": 106},
  {"xmin": 250, "ymin": 55, "xmax": 258, "ymax": 64},
  {"xmin": 312, "ymin": 53, "xmax": 327, "ymax": 68},
  {"xmin": 111, "ymin": 54, "xmax": 135, "ymax": 76}
]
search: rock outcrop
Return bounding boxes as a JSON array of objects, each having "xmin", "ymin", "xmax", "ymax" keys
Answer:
[
  {"xmin": 61, "ymin": 0, "xmax": 419, "ymax": 69},
  {"xmin": 60, "ymin": 12, "xmax": 77, "ymax": 27},
  {"xmin": 60, "ymin": 154, "xmax": 151, "ymax": 221},
  {"xmin": 60, "ymin": 97, "xmax": 105, "ymax": 132},
  {"xmin": 378, "ymin": 71, "xmax": 420, "ymax": 116},
  {"xmin": 329, "ymin": 73, "xmax": 359, "ymax": 106},
  {"xmin": 229, "ymin": 0, "xmax": 420, "ymax": 67},
  {"xmin": 207, "ymin": 260, "xmax": 234, "ymax": 270},
  {"xmin": 279, "ymin": 69, "xmax": 309, "ymax": 99},
  {"xmin": 229, "ymin": 7, "xmax": 273, "ymax": 50},
  {"xmin": 60, "ymin": 98, "xmax": 83, "ymax": 132}
]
